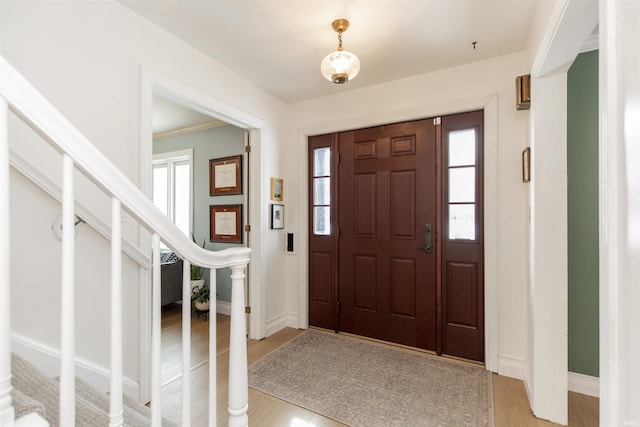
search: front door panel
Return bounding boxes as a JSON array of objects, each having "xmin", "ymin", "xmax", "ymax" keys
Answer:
[{"xmin": 338, "ymin": 120, "xmax": 437, "ymax": 350}]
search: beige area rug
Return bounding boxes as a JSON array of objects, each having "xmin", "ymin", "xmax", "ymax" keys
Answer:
[{"xmin": 248, "ymin": 329, "xmax": 493, "ymax": 427}]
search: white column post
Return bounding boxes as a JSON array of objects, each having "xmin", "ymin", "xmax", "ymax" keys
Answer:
[
  {"xmin": 208, "ymin": 269, "xmax": 217, "ymax": 427},
  {"xmin": 0, "ymin": 96, "xmax": 15, "ymax": 427},
  {"xmin": 109, "ymin": 198, "xmax": 123, "ymax": 427},
  {"xmin": 181, "ymin": 260, "xmax": 192, "ymax": 427},
  {"xmin": 60, "ymin": 154, "xmax": 76, "ymax": 427},
  {"xmin": 151, "ymin": 233, "xmax": 161, "ymax": 427},
  {"xmin": 528, "ymin": 73, "xmax": 569, "ymax": 425},
  {"xmin": 227, "ymin": 264, "xmax": 248, "ymax": 427}
]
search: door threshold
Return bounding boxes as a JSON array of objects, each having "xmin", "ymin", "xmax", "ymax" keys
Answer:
[{"xmin": 311, "ymin": 327, "xmax": 485, "ymax": 368}]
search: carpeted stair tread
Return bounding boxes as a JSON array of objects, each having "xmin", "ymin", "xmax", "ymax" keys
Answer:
[
  {"xmin": 11, "ymin": 353, "xmax": 178, "ymax": 427},
  {"xmin": 11, "ymin": 387, "xmax": 47, "ymax": 420},
  {"xmin": 12, "ymin": 353, "xmax": 111, "ymax": 427}
]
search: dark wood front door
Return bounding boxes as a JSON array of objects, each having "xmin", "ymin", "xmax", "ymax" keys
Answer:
[
  {"xmin": 338, "ymin": 120, "xmax": 437, "ymax": 350},
  {"xmin": 308, "ymin": 111, "xmax": 484, "ymax": 362}
]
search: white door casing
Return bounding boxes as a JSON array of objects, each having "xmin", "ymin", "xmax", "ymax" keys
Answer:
[{"xmin": 138, "ymin": 67, "xmax": 266, "ymax": 403}]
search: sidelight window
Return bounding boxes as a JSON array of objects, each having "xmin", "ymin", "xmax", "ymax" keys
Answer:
[
  {"xmin": 447, "ymin": 129, "xmax": 477, "ymax": 240},
  {"xmin": 312, "ymin": 147, "xmax": 332, "ymax": 235}
]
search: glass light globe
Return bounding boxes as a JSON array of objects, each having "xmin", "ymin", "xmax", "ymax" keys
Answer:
[{"xmin": 320, "ymin": 50, "xmax": 360, "ymax": 84}]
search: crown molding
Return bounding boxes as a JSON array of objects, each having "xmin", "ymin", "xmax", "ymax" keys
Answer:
[
  {"xmin": 580, "ymin": 33, "xmax": 599, "ymax": 53},
  {"xmin": 153, "ymin": 120, "xmax": 226, "ymax": 140}
]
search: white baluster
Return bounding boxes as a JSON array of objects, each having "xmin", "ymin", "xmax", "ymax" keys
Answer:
[
  {"xmin": 151, "ymin": 233, "xmax": 161, "ymax": 427},
  {"xmin": 109, "ymin": 199, "xmax": 123, "ymax": 427},
  {"xmin": 182, "ymin": 260, "xmax": 192, "ymax": 427},
  {"xmin": 60, "ymin": 154, "xmax": 75, "ymax": 427},
  {"xmin": 228, "ymin": 264, "xmax": 248, "ymax": 427},
  {"xmin": 208, "ymin": 269, "xmax": 217, "ymax": 427},
  {"xmin": 0, "ymin": 96, "xmax": 15, "ymax": 427}
]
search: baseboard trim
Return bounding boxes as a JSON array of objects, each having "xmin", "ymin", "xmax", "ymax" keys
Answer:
[
  {"xmin": 498, "ymin": 355, "xmax": 533, "ymax": 403},
  {"xmin": 523, "ymin": 359, "xmax": 533, "ymax": 404},
  {"xmin": 568, "ymin": 371, "xmax": 599, "ymax": 397},
  {"xmin": 498, "ymin": 355, "xmax": 525, "ymax": 380},
  {"xmin": 216, "ymin": 300, "xmax": 231, "ymax": 316},
  {"xmin": 266, "ymin": 313, "xmax": 299, "ymax": 337},
  {"xmin": 497, "ymin": 356, "xmax": 597, "ymax": 398},
  {"xmin": 11, "ymin": 333, "xmax": 140, "ymax": 400}
]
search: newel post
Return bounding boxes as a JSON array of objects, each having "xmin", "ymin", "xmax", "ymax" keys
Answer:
[{"xmin": 227, "ymin": 263, "xmax": 248, "ymax": 427}]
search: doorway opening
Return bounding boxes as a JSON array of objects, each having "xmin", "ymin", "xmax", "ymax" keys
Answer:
[
  {"xmin": 151, "ymin": 94, "xmax": 248, "ymax": 385},
  {"xmin": 308, "ymin": 110, "xmax": 485, "ymax": 362},
  {"xmin": 138, "ymin": 68, "xmax": 266, "ymax": 402}
]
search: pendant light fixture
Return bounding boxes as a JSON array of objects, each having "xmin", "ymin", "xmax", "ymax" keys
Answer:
[{"xmin": 320, "ymin": 19, "xmax": 360, "ymax": 84}]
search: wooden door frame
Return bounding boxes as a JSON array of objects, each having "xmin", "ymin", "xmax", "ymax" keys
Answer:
[{"xmin": 298, "ymin": 95, "xmax": 499, "ymax": 372}]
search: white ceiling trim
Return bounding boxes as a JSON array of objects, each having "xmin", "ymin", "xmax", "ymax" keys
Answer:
[{"xmin": 153, "ymin": 119, "xmax": 227, "ymax": 140}]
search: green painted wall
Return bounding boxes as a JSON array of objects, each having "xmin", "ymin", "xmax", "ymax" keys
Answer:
[
  {"xmin": 154, "ymin": 124, "xmax": 245, "ymax": 303},
  {"xmin": 567, "ymin": 50, "xmax": 599, "ymax": 377}
]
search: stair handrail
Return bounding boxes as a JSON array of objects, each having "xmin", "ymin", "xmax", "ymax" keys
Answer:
[
  {"xmin": 0, "ymin": 55, "xmax": 249, "ymax": 269},
  {"xmin": 0, "ymin": 53, "xmax": 250, "ymax": 427}
]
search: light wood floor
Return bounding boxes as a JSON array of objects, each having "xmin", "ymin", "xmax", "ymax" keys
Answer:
[
  {"xmin": 161, "ymin": 303, "xmax": 221, "ymax": 385},
  {"xmin": 160, "ymin": 308, "xmax": 599, "ymax": 426}
]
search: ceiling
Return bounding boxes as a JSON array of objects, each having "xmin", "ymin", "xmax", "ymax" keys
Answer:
[{"xmin": 120, "ymin": 0, "xmax": 542, "ymax": 104}]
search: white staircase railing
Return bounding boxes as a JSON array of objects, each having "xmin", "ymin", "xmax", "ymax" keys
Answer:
[{"xmin": 0, "ymin": 55, "xmax": 250, "ymax": 426}]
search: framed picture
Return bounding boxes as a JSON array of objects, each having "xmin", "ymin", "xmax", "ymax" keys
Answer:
[
  {"xmin": 210, "ymin": 155, "xmax": 242, "ymax": 196},
  {"xmin": 210, "ymin": 204, "xmax": 242, "ymax": 243},
  {"xmin": 522, "ymin": 147, "xmax": 531, "ymax": 183},
  {"xmin": 271, "ymin": 204, "xmax": 284, "ymax": 229},
  {"xmin": 270, "ymin": 177, "xmax": 283, "ymax": 201}
]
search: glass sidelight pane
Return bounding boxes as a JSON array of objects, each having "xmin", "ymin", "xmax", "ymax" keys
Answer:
[
  {"xmin": 314, "ymin": 206, "xmax": 331, "ymax": 235},
  {"xmin": 449, "ymin": 204, "xmax": 475, "ymax": 240},
  {"xmin": 449, "ymin": 167, "xmax": 476, "ymax": 203},
  {"xmin": 314, "ymin": 147, "xmax": 331, "ymax": 177},
  {"xmin": 314, "ymin": 177, "xmax": 331, "ymax": 205},
  {"xmin": 449, "ymin": 129, "xmax": 476, "ymax": 167}
]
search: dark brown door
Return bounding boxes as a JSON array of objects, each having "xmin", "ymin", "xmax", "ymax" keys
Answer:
[
  {"xmin": 338, "ymin": 120, "xmax": 437, "ymax": 350},
  {"xmin": 441, "ymin": 111, "xmax": 484, "ymax": 361},
  {"xmin": 308, "ymin": 111, "xmax": 484, "ymax": 362}
]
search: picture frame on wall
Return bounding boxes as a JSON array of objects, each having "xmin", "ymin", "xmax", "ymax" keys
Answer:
[
  {"xmin": 210, "ymin": 155, "xmax": 242, "ymax": 196},
  {"xmin": 210, "ymin": 204, "xmax": 242, "ymax": 243},
  {"xmin": 522, "ymin": 147, "xmax": 531, "ymax": 183},
  {"xmin": 271, "ymin": 204, "xmax": 284, "ymax": 229},
  {"xmin": 270, "ymin": 177, "xmax": 283, "ymax": 201}
]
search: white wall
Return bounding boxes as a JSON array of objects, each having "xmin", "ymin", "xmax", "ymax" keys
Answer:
[
  {"xmin": 287, "ymin": 52, "xmax": 531, "ymax": 367},
  {"xmin": 1, "ymin": 0, "xmax": 289, "ymax": 397}
]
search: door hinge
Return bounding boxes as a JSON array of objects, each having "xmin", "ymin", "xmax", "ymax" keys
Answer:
[
  {"xmin": 245, "ymin": 224, "xmax": 251, "ymax": 232},
  {"xmin": 433, "ymin": 117, "xmax": 441, "ymax": 126},
  {"xmin": 245, "ymin": 145, "xmax": 251, "ymax": 153},
  {"xmin": 245, "ymin": 306, "xmax": 251, "ymax": 314}
]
